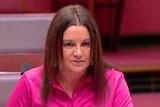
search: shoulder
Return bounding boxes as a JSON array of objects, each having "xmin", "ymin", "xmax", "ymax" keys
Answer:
[
  {"xmin": 105, "ymin": 68, "xmax": 124, "ymax": 81},
  {"xmin": 22, "ymin": 65, "xmax": 43, "ymax": 84},
  {"xmin": 6, "ymin": 66, "xmax": 44, "ymax": 106},
  {"xmin": 104, "ymin": 68, "xmax": 126, "ymax": 88},
  {"xmin": 104, "ymin": 69, "xmax": 133, "ymax": 106}
]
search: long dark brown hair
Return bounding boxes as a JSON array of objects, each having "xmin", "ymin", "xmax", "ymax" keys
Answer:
[{"xmin": 41, "ymin": 4, "xmax": 110, "ymax": 106}]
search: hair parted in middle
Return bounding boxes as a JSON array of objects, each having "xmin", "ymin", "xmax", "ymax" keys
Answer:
[{"xmin": 41, "ymin": 4, "xmax": 110, "ymax": 106}]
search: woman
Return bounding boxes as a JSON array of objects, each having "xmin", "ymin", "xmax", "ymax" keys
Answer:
[{"xmin": 7, "ymin": 4, "xmax": 133, "ymax": 107}]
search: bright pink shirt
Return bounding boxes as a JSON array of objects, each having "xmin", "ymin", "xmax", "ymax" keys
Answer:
[{"xmin": 7, "ymin": 66, "xmax": 133, "ymax": 107}]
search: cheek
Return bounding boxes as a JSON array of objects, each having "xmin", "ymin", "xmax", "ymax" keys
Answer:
[
  {"xmin": 84, "ymin": 50, "xmax": 91, "ymax": 60},
  {"xmin": 62, "ymin": 50, "xmax": 72, "ymax": 61}
]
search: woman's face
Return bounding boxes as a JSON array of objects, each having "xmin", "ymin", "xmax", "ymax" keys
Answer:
[{"xmin": 61, "ymin": 25, "xmax": 90, "ymax": 75}]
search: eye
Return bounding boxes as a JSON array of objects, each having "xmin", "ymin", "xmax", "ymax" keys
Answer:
[
  {"xmin": 63, "ymin": 42, "xmax": 75, "ymax": 49},
  {"xmin": 81, "ymin": 41, "xmax": 90, "ymax": 48}
]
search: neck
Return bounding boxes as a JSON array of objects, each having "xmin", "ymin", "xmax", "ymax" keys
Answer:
[{"xmin": 57, "ymin": 71, "xmax": 87, "ymax": 97}]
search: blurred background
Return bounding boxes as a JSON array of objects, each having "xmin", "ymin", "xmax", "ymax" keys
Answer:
[{"xmin": 0, "ymin": 0, "xmax": 160, "ymax": 107}]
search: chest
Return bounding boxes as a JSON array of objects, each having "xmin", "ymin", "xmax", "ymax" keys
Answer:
[{"xmin": 46, "ymin": 85, "xmax": 95, "ymax": 107}]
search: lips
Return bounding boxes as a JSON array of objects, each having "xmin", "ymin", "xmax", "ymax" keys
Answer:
[{"xmin": 71, "ymin": 60, "xmax": 84, "ymax": 67}]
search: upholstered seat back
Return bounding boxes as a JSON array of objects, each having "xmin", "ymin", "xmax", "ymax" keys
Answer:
[{"xmin": 0, "ymin": 72, "xmax": 20, "ymax": 107}]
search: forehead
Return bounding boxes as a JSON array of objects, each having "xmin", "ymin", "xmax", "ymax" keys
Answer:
[{"xmin": 63, "ymin": 25, "xmax": 90, "ymax": 40}]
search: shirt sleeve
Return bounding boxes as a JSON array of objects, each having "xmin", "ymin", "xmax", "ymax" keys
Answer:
[
  {"xmin": 112, "ymin": 71, "xmax": 133, "ymax": 107},
  {"xmin": 6, "ymin": 75, "xmax": 32, "ymax": 107}
]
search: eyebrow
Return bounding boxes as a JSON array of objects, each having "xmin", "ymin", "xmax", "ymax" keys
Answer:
[
  {"xmin": 83, "ymin": 38, "xmax": 90, "ymax": 42},
  {"xmin": 63, "ymin": 38, "xmax": 90, "ymax": 42}
]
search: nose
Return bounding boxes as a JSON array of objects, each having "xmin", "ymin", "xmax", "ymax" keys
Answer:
[{"xmin": 73, "ymin": 46, "xmax": 82, "ymax": 57}]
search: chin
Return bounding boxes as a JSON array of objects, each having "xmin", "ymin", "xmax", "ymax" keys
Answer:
[{"xmin": 70, "ymin": 67, "xmax": 87, "ymax": 73}]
